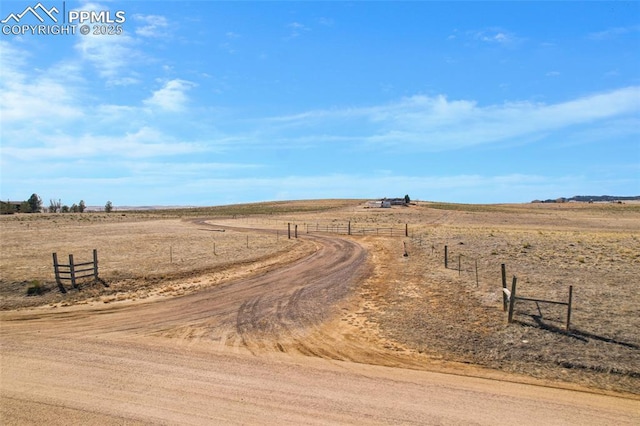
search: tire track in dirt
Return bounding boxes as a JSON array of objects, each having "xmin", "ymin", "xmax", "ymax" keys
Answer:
[
  {"xmin": 2, "ymin": 223, "xmax": 639, "ymax": 424},
  {"xmin": 0, "ymin": 227, "xmax": 370, "ymax": 360}
]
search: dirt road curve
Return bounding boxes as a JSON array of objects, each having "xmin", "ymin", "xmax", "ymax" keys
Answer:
[{"xmin": 1, "ymin": 229, "xmax": 638, "ymax": 425}]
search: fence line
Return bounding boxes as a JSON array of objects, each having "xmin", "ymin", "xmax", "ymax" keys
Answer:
[
  {"xmin": 443, "ymin": 245, "xmax": 480, "ymax": 286},
  {"xmin": 415, "ymin": 238, "xmax": 577, "ymax": 332},
  {"xmin": 303, "ymin": 221, "xmax": 408, "ymax": 237}
]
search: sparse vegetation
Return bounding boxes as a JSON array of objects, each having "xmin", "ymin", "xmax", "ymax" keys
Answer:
[
  {"xmin": 26, "ymin": 280, "xmax": 46, "ymax": 296},
  {"xmin": 1, "ymin": 199, "xmax": 638, "ymax": 394}
]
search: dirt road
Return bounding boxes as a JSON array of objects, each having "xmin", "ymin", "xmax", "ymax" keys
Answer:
[{"xmin": 1, "ymin": 229, "xmax": 638, "ymax": 424}]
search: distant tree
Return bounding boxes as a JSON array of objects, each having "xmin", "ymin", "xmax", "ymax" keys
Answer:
[
  {"xmin": 404, "ymin": 194, "xmax": 411, "ymax": 204},
  {"xmin": 28, "ymin": 193, "xmax": 42, "ymax": 213},
  {"xmin": 61, "ymin": 205, "xmax": 70, "ymax": 213},
  {"xmin": 78, "ymin": 200, "xmax": 86, "ymax": 213},
  {"xmin": 1, "ymin": 201, "xmax": 16, "ymax": 214},
  {"xmin": 105, "ymin": 201, "xmax": 113, "ymax": 213},
  {"xmin": 20, "ymin": 201, "xmax": 32, "ymax": 213},
  {"xmin": 70, "ymin": 204, "xmax": 79, "ymax": 213},
  {"xmin": 48, "ymin": 199, "xmax": 61, "ymax": 213}
]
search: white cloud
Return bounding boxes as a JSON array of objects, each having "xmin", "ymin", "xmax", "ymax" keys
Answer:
[
  {"xmin": 134, "ymin": 14, "xmax": 169, "ymax": 38},
  {"xmin": 143, "ymin": 79, "xmax": 196, "ymax": 112}
]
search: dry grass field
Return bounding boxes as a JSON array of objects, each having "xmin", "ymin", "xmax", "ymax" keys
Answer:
[{"xmin": 1, "ymin": 199, "xmax": 639, "ymax": 395}]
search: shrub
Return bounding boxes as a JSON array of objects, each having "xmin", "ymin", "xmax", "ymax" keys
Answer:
[{"xmin": 26, "ymin": 280, "xmax": 46, "ymax": 296}]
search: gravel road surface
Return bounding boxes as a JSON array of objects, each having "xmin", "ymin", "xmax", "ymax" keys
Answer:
[{"xmin": 1, "ymin": 231, "xmax": 638, "ymax": 425}]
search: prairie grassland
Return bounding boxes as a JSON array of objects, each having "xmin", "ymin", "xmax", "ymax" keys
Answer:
[
  {"xmin": 251, "ymin": 200, "xmax": 640, "ymax": 393},
  {"xmin": 1, "ymin": 200, "xmax": 638, "ymax": 393},
  {"xmin": 0, "ymin": 212, "xmax": 303, "ymax": 308}
]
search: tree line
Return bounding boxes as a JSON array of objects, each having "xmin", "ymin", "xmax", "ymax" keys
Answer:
[{"xmin": 1, "ymin": 194, "xmax": 113, "ymax": 214}]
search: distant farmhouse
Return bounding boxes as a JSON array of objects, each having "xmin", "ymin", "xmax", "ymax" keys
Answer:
[
  {"xmin": 0, "ymin": 201, "xmax": 25, "ymax": 214},
  {"xmin": 366, "ymin": 197, "xmax": 409, "ymax": 209}
]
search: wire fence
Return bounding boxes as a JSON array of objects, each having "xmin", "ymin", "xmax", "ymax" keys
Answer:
[{"xmin": 303, "ymin": 221, "xmax": 408, "ymax": 237}]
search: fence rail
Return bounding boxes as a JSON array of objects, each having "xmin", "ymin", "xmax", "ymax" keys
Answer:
[
  {"xmin": 505, "ymin": 275, "xmax": 573, "ymax": 330},
  {"xmin": 52, "ymin": 249, "xmax": 104, "ymax": 293}
]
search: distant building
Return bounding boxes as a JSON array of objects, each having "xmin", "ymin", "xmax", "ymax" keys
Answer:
[
  {"xmin": 0, "ymin": 201, "xmax": 24, "ymax": 214},
  {"xmin": 367, "ymin": 198, "xmax": 409, "ymax": 208},
  {"xmin": 386, "ymin": 198, "xmax": 406, "ymax": 206}
]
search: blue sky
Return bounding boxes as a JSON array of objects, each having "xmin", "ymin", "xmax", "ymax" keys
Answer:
[{"xmin": 1, "ymin": 1, "xmax": 639, "ymax": 206}]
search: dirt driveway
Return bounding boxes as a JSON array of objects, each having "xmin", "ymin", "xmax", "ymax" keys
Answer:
[{"xmin": 1, "ymin": 225, "xmax": 638, "ymax": 424}]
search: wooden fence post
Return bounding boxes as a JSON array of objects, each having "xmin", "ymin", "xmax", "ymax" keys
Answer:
[
  {"xmin": 348, "ymin": 221, "xmax": 351, "ymax": 236},
  {"xmin": 475, "ymin": 259, "xmax": 479, "ymax": 287},
  {"xmin": 288, "ymin": 223, "xmax": 291, "ymax": 239},
  {"xmin": 508, "ymin": 276, "xmax": 517, "ymax": 324},
  {"xmin": 52, "ymin": 252, "xmax": 61, "ymax": 285},
  {"xmin": 69, "ymin": 254, "xmax": 77, "ymax": 289},
  {"xmin": 295, "ymin": 224, "xmax": 298, "ymax": 238},
  {"xmin": 501, "ymin": 264, "xmax": 508, "ymax": 311},
  {"xmin": 444, "ymin": 245, "xmax": 448, "ymax": 268},
  {"xmin": 566, "ymin": 285, "xmax": 573, "ymax": 331},
  {"xmin": 93, "ymin": 249, "xmax": 99, "ymax": 281},
  {"xmin": 458, "ymin": 254, "xmax": 461, "ymax": 276},
  {"xmin": 52, "ymin": 252, "xmax": 67, "ymax": 293},
  {"xmin": 405, "ymin": 224, "xmax": 408, "ymax": 237}
]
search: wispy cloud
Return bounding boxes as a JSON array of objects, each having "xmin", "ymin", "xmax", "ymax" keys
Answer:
[
  {"xmin": 260, "ymin": 87, "xmax": 640, "ymax": 151},
  {"xmin": 134, "ymin": 14, "xmax": 170, "ymax": 38},
  {"xmin": 0, "ymin": 41, "xmax": 84, "ymax": 124},
  {"xmin": 589, "ymin": 25, "xmax": 640, "ymax": 40},
  {"xmin": 287, "ymin": 22, "xmax": 310, "ymax": 39},
  {"xmin": 74, "ymin": 26, "xmax": 139, "ymax": 84},
  {"xmin": 318, "ymin": 17, "xmax": 334, "ymax": 27},
  {"xmin": 71, "ymin": 1, "xmax": 140, "ymax": 84},
  {"xmin": 456, "ymin": 28, "xmax": 524, "ymax": 47},
  {"xmin": 2, "ymin": 127, "xmax": 208, "ymax": 161},
  {"xmin": 144, "ymin": 172, "xmax": 592, "ymax": 205}
]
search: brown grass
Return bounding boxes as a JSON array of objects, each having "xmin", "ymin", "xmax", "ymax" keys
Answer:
[
  {"xmin": 0, "ymin": 213, "xmax": 307, "ymax": 308},
  {"xmin": 1, "ymin": 199, "xmax": 639, "ymax": 394}
]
